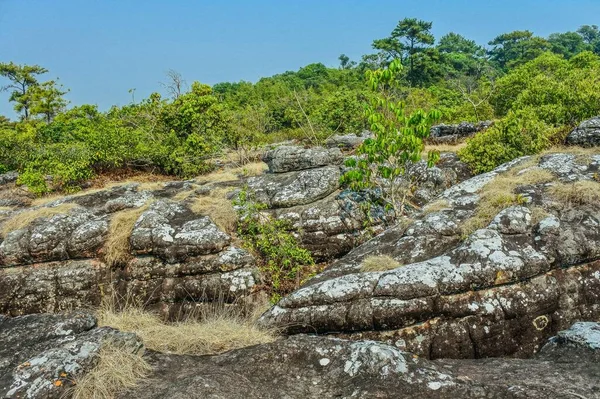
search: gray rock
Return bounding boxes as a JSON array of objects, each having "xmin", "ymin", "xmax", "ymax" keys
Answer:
[
  {"xmin": 566, "ymin": 116, "xmax": 600, "ymax": 147},
  {"xmin": 429, "ymin": 121, "xmax": 493, "ymax": 143},
  {"xmin": 325, "ymin": 130, "xmax": 373, "ymax": 149},
  {"xmin": 0, "ymin": 172, "xmax": 19, "ymax": 186},
  {"xmin": 247, "ymin": 165, "xmax": 341, "ymax": 208},
  {"xmin": 130, "ymin": 200, "xmax": 231, "ymax": 263},
  {"xmin": 263, "ymin": 145, "xmax": 343, "ymax": 173},
  {"xmin": 259, "ymin": 154, "xmax": 600, "ymax": 359},
  {"xmin": 121, "ymin": 330, "xmax": 600, "ymax": 399},
  {"xmin": 0, "ymin": 311, "xmax": 142, "ymax": 399}
]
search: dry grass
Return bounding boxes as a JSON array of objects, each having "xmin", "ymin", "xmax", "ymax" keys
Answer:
[
  {"xmin": 190, "ymin": 187, "xmax": 237, "ymax": 233},
  {"xmin": 424, "ymin": 142, "xmax": 468, "ymax": 154},
  {"xmin": 530, "ymin": 206, "xmax": 551, "ymax": 225},
  {"xmin": 103, "ymin": 202, "xmax": 152, "ymax": 267},
  {"xmin": 97, "ymin": 300, "xmax": 276, "ymax": 356},
  {"xmin": 195, "ymin": 169, "xmax": 240, "ymax": 185},
  {"xmin": 460, "ymin": 165, "xmax": 557, "ymax": 237},
  {"xmin": 230, "ymin": 161, "xmax": 268, "ymax": 177},
  {"xmin": 68, "ymin": 344, "xmax": 151, "ymax": 399},
  {"xmin": 0, "ymin": 203, "xmax": 78, "ymax": 237},
  {"xmin": 422, "ymin": 199, "xmax": 450, "ymax": 214},
  {"xmin": 548, "ymin": 180, "xmax": 600, "ymax": 206},
  {"xmin": 360, "ymin": 255, "xmax": 402, "ymax": 272}
]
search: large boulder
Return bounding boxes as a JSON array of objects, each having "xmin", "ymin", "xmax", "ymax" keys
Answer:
[
  {"xmin": 325, "ymin": 130, "xmax": 373, "ymax": 149},
  {"xmin": 263, "ymin": 145, "xmax": 343, "ymax": 173},
  {"xmin": 259, "ymin": 153, "xmax": 600, "ymax": 359},
  {"xmin": 566, "ymin": 116, "xmax": 600, "ymax": 147},
  {"xmin": 0, "ymin": 311, "xmax": 142, "ymax": 399}
]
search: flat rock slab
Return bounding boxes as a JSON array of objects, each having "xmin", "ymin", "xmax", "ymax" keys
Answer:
[{"xmin": 120, "ymin": 328, "xmax": 600, "ymax": 399}]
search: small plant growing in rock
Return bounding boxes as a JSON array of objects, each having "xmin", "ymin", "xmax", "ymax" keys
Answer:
[
  {"xmin": 341, "ymin": 59, "xmax": 441, "ymax": 216},
  {"xmin": 234, "ymin": 187, "xmax": 315, "ymax": 303},
  {"xmin": 360, "ymin": 255, "xmax": 401, "ymax": 272}
]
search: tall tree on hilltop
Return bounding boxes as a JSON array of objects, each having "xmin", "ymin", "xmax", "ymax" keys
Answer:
[
  {"xmin": 372, "ymin": 18, "xmax": 435, "ymax": 84},
  {"xmin": 30, "ymin": 80, "xmax": 69, "ymax": 123},
  {"xmin": 0, "ymin": 62, "xmax": 48, "ymax": 120}
]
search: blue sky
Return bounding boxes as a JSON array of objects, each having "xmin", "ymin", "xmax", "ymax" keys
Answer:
[{"xmin": 1, "ymin": 0, "xmax": 599, "ymax": 118}]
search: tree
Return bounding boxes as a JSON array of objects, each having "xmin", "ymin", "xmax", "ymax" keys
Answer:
[
  {"xmin": 30, "ymin": 80, "xmax": 69, "ymax": 123},
  {"xmin": 341, "ymin": 59, "xmax": 440, "ymax": 216},
  {"xmin": 338, "ymin": 54, "xmax": 356, "ymax": 70},
  {"xmin": 488, "ymin": 31, "xmax": 550, "ymax": 70},
  {"xmin": 577, "ymin": 25, "xmax": 600, "ymax": 45},
  {"xmin": 438, "ymin": 32, "xmax": 484, "ymax": 55},
  {"xmin": 548, "ymin": 31, "xmax": 589, "ymax": 59},
  {"xmin": 0, "ymin": 62, "xmax": 48, "ymax": 120},
  {"xmin": 161, "ymin": 69, "xmax": 187, "ymax": 99},
  {"xmin": 372, "ymin": 18, "xmax": 435, "ymax": 84}
]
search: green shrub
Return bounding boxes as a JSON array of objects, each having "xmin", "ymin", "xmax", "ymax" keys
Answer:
[
  {"xmin": 458, "ymin": 109, "xmax": 551, "ymax": 174},
  {"xmin": 234, "ymin": 188, "xmax": 314, "ymax": 303}
]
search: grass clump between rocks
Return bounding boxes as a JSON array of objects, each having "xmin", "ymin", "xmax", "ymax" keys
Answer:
[
  {"xmin": 103, "ymin": 202, "xmax": 152, "ymax": 267},
  {"xmin": 190, "ymin": 187, "xmax": 238, "ymax": 233},
  {"xmin": 69, "ymin": 344, "xmax": 152, "ymax": 399},
  {"xmin": 0, "ymin": 203, "xmax": 78, "ymax": 237},
  {"xmin": 97, "ymin": 298, "xmax": 275, "ymax": 356},
  {"xmin": 360, "ymin": 255, "xmax": 402, "ymax": 272},
  {"xmin": 548, "ymin": 180, "xmax": 600, "ymax": 206},
  {"xmin": 460, "ymin": 163, "xmax": 556, "ymax": 237}
]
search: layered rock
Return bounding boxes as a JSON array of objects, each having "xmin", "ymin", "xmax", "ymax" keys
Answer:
[
  {"xmin": 566, "ymin": 116, "xmax": 600, "ymax": 147},
  {"xmin": 429, "ymin": 121, "xmax": 493, "ymax": 144},
  {"xmin": 325, "ymin": 130, "xmax": 373, "ymax": 149},
  {"xmin": 0, "ymin": 311, "xmax": 142, "ymax": 399},
  {"xmin": 0, "ymin": 182, "xmax": 259, "ymax": 318},
  {"xmin": 259, "ymin": 152, "xmax": 600, "ymax": 359},
  {"xmin": 248, "ymin": 145, "xmax": 472, "ymax": 260},
  {"xmin": 123, "ymin": 322, "xmax": 600, "ymax": 399}
]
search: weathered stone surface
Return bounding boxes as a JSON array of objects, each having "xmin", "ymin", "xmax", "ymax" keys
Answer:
[
  {"xmin": 429, "ymin": 121, "xmax": 493, "ymax": 143},
  {"xmin": 121, "ymin": 328, "xmax": 600, "ymax": 399},
  {"xmin": 130, "ymin": 200, "xmax": 231, "ymax": 263},
  {"xmin": 263, "ymin": 145, "xmax": 343, "ymax": 173},
  {"xmin": 259, "ymin": 154, "xmax": 600, "ymax": 359},
  {"xmin": 0, "ymin": 171, "xmax": 19, "ymax": 186},
  {"xmin": 247, "ymin": 165, "xmax": 341, "ymax": 208},
  {"xmin": 0, "ymin": 183, "xmax": 258, "ymax": 317},
  {"xmin": 325, "ymin": 130, "xmax": 373, "ymax": 149},
  {"xmin": 0, "ymin": 311, "xmax": 142, "ymax": 399},
  {"xmin": 566, "ymin": 116, "xmax": 600, "ymax": 147},
  {"xmin": 0, "ymin": 206, "xmax": 108, "ymax": 267}
]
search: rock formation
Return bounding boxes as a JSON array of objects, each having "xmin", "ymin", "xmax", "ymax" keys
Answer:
[
  {"xmin": 566, "ymin": 116, "xmax": 600, "ymax": 147},
  {"xmin": 247, "ymin": 145, "xmax": 472, "ymax": 260},
  {"xmin": 2, "ymin": 311, "xmax": 599, "ymax": 398},
  {"xmin": 259, "ymin": 152, "xmax": 600, "ymax": 359},
  {"xmin": 429, "ymin": 121, "xmax": 493, "ymax": 144}
]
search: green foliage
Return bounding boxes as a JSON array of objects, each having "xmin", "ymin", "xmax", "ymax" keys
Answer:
[
  {"xmin": 458, "ymin": 110, "xmax": 551, "ymax": 174},
  {"xmin": 488, "ymin": 30, "xmax": 550, "ymax": 70},
  {"xmin": 234, "ymin": 188, "xmax": 314, "ymax": 303},
  {"xmin": 341, "ymin": 59, "xmax": 441, "ymax": 216}
]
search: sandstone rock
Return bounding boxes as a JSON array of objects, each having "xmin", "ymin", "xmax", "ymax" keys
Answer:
[
  {"xmin": 0, "ymin": 311, "xmax": 142, "ymax": 399},
  {"xmin": 247, "ymin": 165, "xmax": 340, "ymax": 208},
  {"xmin": 429, "ymin": 121, "xmax": 493, "ymax": 144},
  {"xmin": 259, "ymin": 154, "xmax": 600, "ymax": 359},
  {"xmin": 325, "ymin": 130, "xmax": 373, "ymax": 149},
  {"xmin": 130, "ymin": 199, "xmax": 231, "ymax": 263},
  {"xmin": 566, "ymin": 116, "xmax": 600, "ymax": 147},
  {"xmin": 121, "ymin": 328, "xmax": 600, "ymax": 399},
  {"xmin": 0, "ymin": 171, "xmax": 18, "ymax": 186},
  {"xmin": 263, "ymin": 145, "xmax": 343, "ymax": 173}
]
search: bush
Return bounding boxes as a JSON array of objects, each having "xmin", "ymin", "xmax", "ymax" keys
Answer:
[
  {"xmin": 234, "ymin": 188, "xmax": 314, "ymax": 303},
  {"xmin": 458, "ymin": 110, "xmax": 551, "ymax": 174}
]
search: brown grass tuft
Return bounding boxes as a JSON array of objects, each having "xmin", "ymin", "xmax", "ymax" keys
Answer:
[
  {"xmin": 190, "ymin": 188, "xmax": 237, "ymax": 233},
  {"xmin": 460, "ymin": 165, "xmax": 556, "ymax": 237},
  {"xmin": 103, "ymin": 202, "xmax": 152, "ymax": 267},
  {"xmin": 68, "ymin": 344, "xmax": 152, "ymax": 399},
  {"xmin": 0, "ymin": 203, "xmax": 78, "ymax": 237},
  {"xmin": 97, "ymin": 299, "xmax": 275, "ymax": 356},
  {"xmin": 422, "ymin": 199, "xmax": 450, "ymax": 214},
  {"xmin": 424, "ymin": 142, "xmax": 468, "ymax": 154},
  {"xmin": 230, "ymin": 161, "xmax": 268, "ymax": 177},
  {"xmin": 548, "ymin": 180, "xmax": 600, "ymax": 206},
  {"xmin": 360, "ymin": 255, "xmax": 402, "ymax": 272}
]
